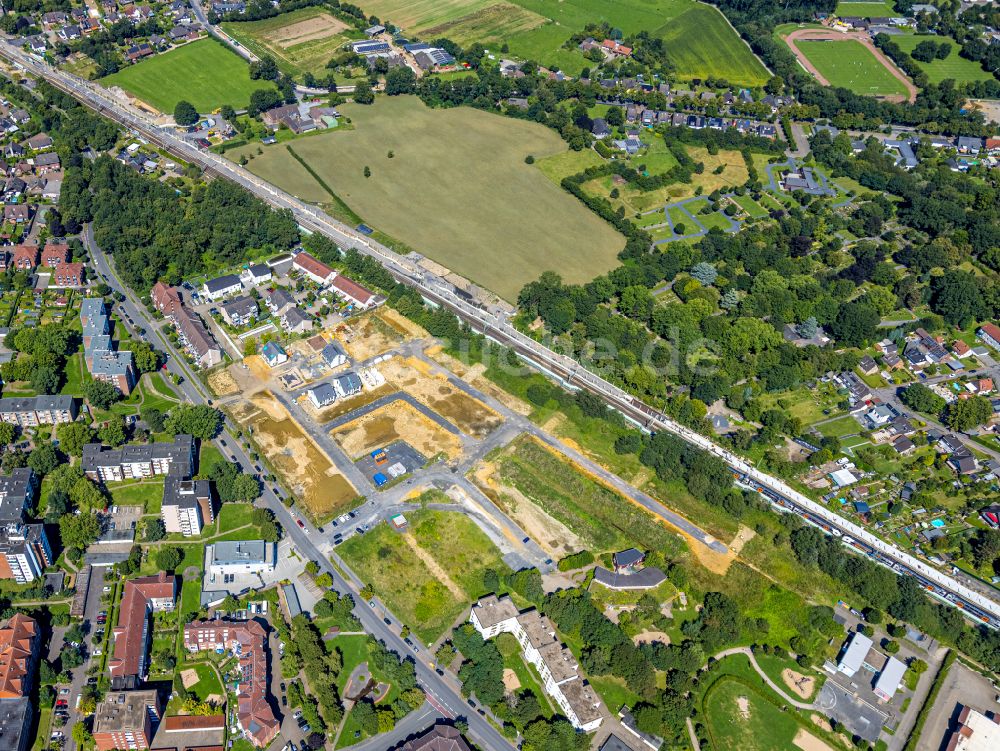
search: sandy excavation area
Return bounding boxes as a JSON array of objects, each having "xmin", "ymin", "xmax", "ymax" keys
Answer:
[
  {"xmin": 793, "ymin": 729, "xmax": 835, "ymax": 751},
  {"xmin": 232, "ymin": 392, "xmax": 357, "ymax": 517},
  {"xmin": 331, "ymin": 399, "xmax": 462, "ymax": 460},
  {"xmin": 208, "ymin": 367, "xmax": 240, "ymax": 397},
  {"xmin": 338, "ymin": 312, "xmax": 410, "ymax": 361},
  {"xmin": 471, "ymin": 460, "xmax": 586, "ymax": 557},
  {"xmin": 379, "ymin": 356, "xmax": 502, "ymax": 438},
  {"xmin": 426, "ymin": 346, "xmax": 533, "ymax": 416}
]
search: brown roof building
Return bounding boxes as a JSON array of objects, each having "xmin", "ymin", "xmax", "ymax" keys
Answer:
[
  {"xmin": 51, "ymin": 261, "xmax": 84, "ymax": 288},
  {"xmin": 40, "ymin": 242, "xmax": 69, "ymax": 267},
  {"xmin": 108, "ymin": 573, "xmax": 176, "ymax": 689},
  {"xmin": 292, "ymin": 251, "xmax": 335, "ymax": 285},
  {"xmin": 329, "ymin": 273, "xmax": 378, "ymax": 309},
  {"xmin": 151, "ymin": 282, "xmax": 182, "ymax": 316},
  {"xmin": 395, "ymin": 726, "xmax": 472, "ymax": 751},
  {"xmin": 183, "ymin": 620, "xmax": 278, "ymax": 748},
  {"xmin": 10, "ymin": 244, "xmax": 37, "ymax": 270},
  {"xmin": 0, "ymin": 613, "xmax": 38, "ymax": 698}
]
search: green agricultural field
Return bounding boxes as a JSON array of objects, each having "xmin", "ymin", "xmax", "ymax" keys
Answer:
[
  {"xmin": 338, "ymin": 508, "xmax": 510, "ymax": 643},
  {"xmin": 230, "ymin": 96, "xmax": 623, "ymax": 301},
  {"xmin": 834, "ymin": 0, "xmax": 895, "ymax": 16},
  {"xmin": 101, "ymin": 39, "xmax": 274, "ymax": 113},
  {"xmin": 221, "ymin": 7, "xmax": 363, "ymax": 78},
  {"xmin": 796, "ymin": 39, "xmax": 909, "ymax": 97},
  {"xmin": 656, "ymin": 5, "xmax": 770, "ymax": 85},
  {"xmin": 892, "ymin": 34, "xmax": 994, "ymax": 84},
  {"xmin": 359, "ymin": 0, "xmax": 768, "ymax": 83}
]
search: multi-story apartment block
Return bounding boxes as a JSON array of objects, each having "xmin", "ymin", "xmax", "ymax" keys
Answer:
[
  {"xmin": 0, "ymin": 469, "xmax": 37, "ymax": 525},
  {"xmin": 0, "ymin": 395, "xmax": 78, "ymax": 427},
  {"xmin": 0, "ymin": 523, "xmax": 51, "ymax": 583},
  {"xmin": 93, "ymin": 690, "xmax": 162, "ymax": 751},
  {"xmin": 470, "ymin": 595, "xmax": 604, "ymax": 731},
  {"xmin": 0, "ymin": 613, "xmax": 39, "ymax": 698},
  {"xmin": 82, "ymin": 435, "xmax": 194, "ymax": 483},
  {"xmin": 108, "ymin": 574, "xmax": 175, "ymax": 689},
  {"xmin": 160, "ymin": 478, "xmax": 212, "ymax": 537}
]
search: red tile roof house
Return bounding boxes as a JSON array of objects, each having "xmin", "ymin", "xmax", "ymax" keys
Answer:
[
  {"xmin": 151, "ymin": 281, "xmax": 183, "ymax": 316},
  {"xmin": 183, "ymin": 620, "xmax": 278, "ymax": 748},
  {"xmin": 0, "ymin": 612, "xmax": 38, "ymax": 698},
  {"xmin": 978, "ymin": 322, "xmax": 1000, "ymax": 351},
  {"xmin": 329, "ymin": 273, "xmax": 379, "ymax": 309},
  {"xmin": 108, "ymin": 573, "xmax": 176, "ymax": 689},
  {"xmin": 51, "ymin": 262, "xmax": 84, "ymax": 288},
  {"xmin": 10, "ymin": 244, "xmax": 38, "ymax": 270},
  {"xmin": 291, "ymin": 251, "xmax": 336, "ymax": 285},
  {"xmin": 41, "ymin": 242, "xmax": 69, "ymax": 267}
]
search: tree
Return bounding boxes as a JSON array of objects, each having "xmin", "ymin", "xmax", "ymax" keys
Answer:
[
  {"xmin": 363, "ymin": 165, "xmax": 371, "ymax": 178},
  {"xmin": 248, "ymin": 88, "xmax": 283, "ymax": 117},
  {"xmin": 0, "ymin": 422, "xmax": 14, "ymax": 449},
  {"xmin": 909, "ymin": 658, "xmax": 928, "ymax": 675},
  {"xmin": 249, "ymin": 56, "xmax": 279, "ymax": 81},
  {"xmin": 828, "ymin": 302, "xmax": 879, "ymax": 348},
  {"xmin": 99, "ymin": 417, "xmax": 128, "ymax": 447},
  {"xmin": 384, "ymin": 67, "xmax": 416, "ymax": 95},
  {"xmin": 59, "ymin": 512, "xmax": 101, "ymax": 549},
  {"xmin": 143, "ymin": 518, "xmax": 166, "ymax": 542},
  {"xmin": 57, "ymin": 422, "xmax": 94, "ymax": 457},
  {"xmin": 900, "ymin": 383, "xmax": 946, "ymax": 415},
  {"xmin": 85, "ymin": 379, "xmax": 122, "ymax": 410},
  {"xmin": 28, "ymin": 444, "xmax": 59, "ymax": 476},
  {"xmin": 930, "ymin": 271, "xmax": 985, "ymax": 328},
  {"xmin": 142, "ymin": 408, "xmax": 165, "ymax": 433},
  {"xmin": 71, "ymin": 722, "xmax": 92, "ymax": 749},
  {"xmin": 174, "ymin": 100, "xmax": 198, "ymax": 126},
  {"xmin": 155, "ymin": 547, "xmax": 183, "ymax": 571},
  {"xmin": 71, "ymin": 477, "xmax": 107, "ymax": 512},
  {"xmin": 947, "ymin": 396, "xmax": 992, "ymax": 432},
  {"xmin": 606, "ymin": 105, "xmax": 624, "ymax": 127},
  {"xmin": 165, "ymin": 405, "xmax": 222, "ymax": 439},
  {"xmin": 31, "ymin": 366, "xmax": 60, "ymax": 394},
  {"xmin": 690, "ymin": 262, "xmax": 718, "ymax": 285},
  {"xmin": 353, "ymin": 80, "xmax": 374, "ymax": 104}
]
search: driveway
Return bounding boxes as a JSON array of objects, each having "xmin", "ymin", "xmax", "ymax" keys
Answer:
[{"xmin": 61, "ymin": 565, "xmax": 109, "ymax": 751}]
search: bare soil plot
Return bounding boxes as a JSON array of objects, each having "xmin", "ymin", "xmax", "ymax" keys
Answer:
[
  {"xmin": 379, "ymin": 356, "xmax": 502, "ymax": 438},
  {"xmin": 338, "ymin": 313, "xmax": 407, "ymax": 361},
  {"xmin": 231, "ymin": 391, "xmax": 358, "ymax": 518},
  {"xmin": 425, "ymin": 348, "xmax": 533, "ymax": 416},
  {"xmin": 331, "ymin": 400, "xmax": 462, "ymax": 460},
  {"xmin": 207, "ymin": 368, "xmax": 240, "ymax": 397},
  {"xmin": 265, "ymin": 14, "xmax": 348, "ymax": 46},
  {"xmin": 793, "ymin": 729, "xmax": 834, "ymax": 751}
]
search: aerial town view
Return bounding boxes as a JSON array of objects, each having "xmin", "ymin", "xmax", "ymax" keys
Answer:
[{"xmin": 0, "ymin": 0, "xmax": 998, "ymax": 750}]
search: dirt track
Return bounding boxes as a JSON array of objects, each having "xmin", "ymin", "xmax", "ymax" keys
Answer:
[{"xmin": 783, "ymin": 28, "xmax": 917, "ymax": 103}]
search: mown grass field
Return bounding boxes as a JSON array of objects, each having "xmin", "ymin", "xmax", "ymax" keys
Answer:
[
  {"xmin": 834, "ymin": 0, "xmax": 895, "ymax": 16},
  {"xmin": 101, "ymin": 39, "xmax": 272, "ymax": 113},
  {"xmin": 892, "ymin": 33, "xmax": 994, "ymax": 84},
  {"xmin": 230, "ymin": 96, "xmax": 623, "ymax": 301},
  {"xmin": 358, "ymin": 0, "xmax": 768, "ymax": 83},
  {"xmin": 703, "ymin": 678, "xmax": 802, "ymax": 751},
  {"xmin": 221, "ymin": 7, "xmax": 363, "ymax": 77},
  {"xmin": 796, "ymin": 39, "xmax": 909, "ymax": 97},
  {"xmin": 338, "ymin": 508, "xmax": 509, "ymax": 643}
]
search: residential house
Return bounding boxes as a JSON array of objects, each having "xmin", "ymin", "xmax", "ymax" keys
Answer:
[
  {"xmin": 978, "ymin": 322, "xmax": 1000, "ymax": 351},
  {"xmin": 0, "ymin": 613, "xmax": 39, "ymax": 698},
  {"xmin": 240, "ymin": 264, "xmax": 271, "ymax": 286},
  {"xmin": 279, "ymin": 306, "xmax": 312, "ymax": 333},
  {"xmin": 150, "ymin": 281, "xmax": 182, "ymax": 316},
  {"xmin": 264, "ymin": 287, "xmax": 295, "ymax": 315},
  {"xmin": 202, "ymin": 274, "xmax": 242, "ymax": 301},
  {"xmin": 591, "ymin": 118, "xmax": 610, "ymax": 138},
  {"xmin": 307, "ymin": 382, "xmax": 337, "ymax": 409},
  {"xmin": 9, "ymin": 245, "xmax": 37, "ymax": 270},
  {"xmin": 219, "ymin": 296, "xmax": 258, "ymax": 328},
  {"xmin": 174, "ymin": 308, "xmax": 222, "ymax": 368},
  {"xmin": 292, "ymin": 252, "xmax": 335, "ymax": 285},
  {"xmin": 107, "ymin": 574, "xmax": 176, "ymax": 688},
  {"xmin": 321, "ymin": 342, "xmax": 347, "ymax": 369},
  {"xmin": 261, "ymin": 342, "xmax": 287, "ymax": 368},
  {"xmin": 50, "ymin": 262, "xmax": 84, "ymax": 288},
  {"xmin": 40, "ymin": 242, "xmax": 68, "ymax": 267},
  {"xmin": 333, "ymin": 372, "xmax": 362, "ymax": 399}
]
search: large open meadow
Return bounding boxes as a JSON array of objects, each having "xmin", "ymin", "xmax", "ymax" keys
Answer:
[
  {"xmin": 892, "ymin": 33, "xmax": 994, "ymax": 84},
  {"xmin": 796, "ymin": 39, "xmax": 910, "ymax": 97},
  {"xmin": 229, "ymin": 96, "xmax": 623, "ymax": 301},
  {"xmin": 357, "ymin": 0, "xmax": 769, "ymax": 83},
  {"xmin": 221, "ymin": 7, "xmax": 363, "ymax": 77},
  {"xmin": 101, "ymin": 39, "xmax": 270, "ymax": 113}
]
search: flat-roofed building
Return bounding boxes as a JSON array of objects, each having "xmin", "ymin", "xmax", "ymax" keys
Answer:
[
  {"xmin": 0, "ymin": 395, "xmax": 78, "ymax": 427},
  {"xmin": 82, "ymin": 435, "xmax": 194, "ymax": 483},
  {"xmin": 946, "ymin": 704, "xmax": 1000, "ymax": 751},
  {"xmin": 93, "ymin": 689, "xmax": 162, "ymax": 751},
  {"xmin": 0, "ymin": 469, "xmax": 36, "ymax": 525},
  {"xmin": 0, "ymin": 698, "xmax": 32, "ymax": 751},
  {"xmin": 161, "ymin": 478, "xmax": 212, "ymax": 537},
  {"xmin": 207, "ymin": 540, "xmax": 275, "ymax": 577},
  {"xmin": 873, "ymin": 656, "xmax": 906, "ymax": 701},
  {"xmin": 836, "ymin": 632, "xmax": 873, "ymax": 678},
  {"xmin": 0, "ymin": 523, "xmax": 51, "ymax": 583}
]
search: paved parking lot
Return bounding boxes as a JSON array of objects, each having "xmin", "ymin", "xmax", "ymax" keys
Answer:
[
  {"xmin": 916, "ymin": 660, "xmax": 998, "ymax": 751},
  {"xmin": 816, "ymin": 679, "xmax": 887, "ymax": 743},
  {"xmin": 354, "ymin": 440, "xmax": 426, "ymax": 485}
]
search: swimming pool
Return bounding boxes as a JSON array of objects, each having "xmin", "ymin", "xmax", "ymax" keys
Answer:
[{"xmin": 931, "ymin": 519, "xmax": 946, "ymax": 528}]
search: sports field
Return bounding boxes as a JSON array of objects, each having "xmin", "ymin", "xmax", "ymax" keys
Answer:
[
  {"xmin": 892, "ymin": 33, "xmax": 994, "ymax": 84},
  {"xmin": 796, "ymin": 39, "xmax": 910, "ymax": 97},
  {"xmin": 834, "ymin": 0, "xmax": 895, "ymax": 16},
  {"xmin": 220, "ymin": 7, "xmax": 362, "ymax": 77},
  {"xmin": 229, "ymin": 96, "xmax": 623, "ymax": 301},
  {"xmin": 101, "ymin": 39, "xmax": 271, "ymax": 113},
  {"xmin": 358, "ymin": 0, "xmax": 769, "ymax": 83}
]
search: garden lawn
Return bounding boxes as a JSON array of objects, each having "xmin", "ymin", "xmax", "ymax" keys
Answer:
[
  {"xmin": 200, "ymin": 443, "xmax": 226, "ymax": 477},
  {"xmin": 892, "ymin": 34, "xmax": 994, "ymax": 84},
  {"xmin": 731, "ymin": 194, "xmax": 768, "ymax": 218},
  {"xmin": 101, "ymin": 39, "xmax": 275, "ymax": 113},
  {"xmin": 329, "ymin": 634, "xmax": 370, "ymax": 693},
  {"xmin": 338, "ymin": 508, "xmax": 509, "ymax": 643},
  {"xmin": 534, "ymin": 149, "xmax": 605, "ymax": 185},
  {"xmin": 796, "ymin": 39, "xmax": 909, "ymax": 98},
  {"xmin": 703, "ymin": 677, "xmax": 801, "ymax": 751},
  {"xmin": 230, "ymin": 96, "xmax": 623, "ymax": 301},
  {"xmin": 834, "ymin": 0, "xmax": 895, "ymax": 16},
  {"xmin": 180, "ymin": 578, "xmax": 202, "ymax": 617},
  {"xmin": 185, "ymin": 662, "xmax": 224, "ymax": 701},
  {"xmin": 215, "ymin": 503, "xmax": 255, "ymax": 535},
  {"xmin": 109, "ymin": 479, "xmax": 164, "ymax": 512}
]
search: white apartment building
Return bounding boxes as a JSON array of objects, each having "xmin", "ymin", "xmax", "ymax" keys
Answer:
[{"xmin": 470, "ymin": 595, "xmax": 604, "ymax": 731}]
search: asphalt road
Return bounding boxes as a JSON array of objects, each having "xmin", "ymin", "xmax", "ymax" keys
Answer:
[
  {"xmin": 14, "ymin": 36, "xmax": 997, "ymax": 621},
  {"xmin": 84, "ymin": 233, "xmax": 513, "ymax": 751}
]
